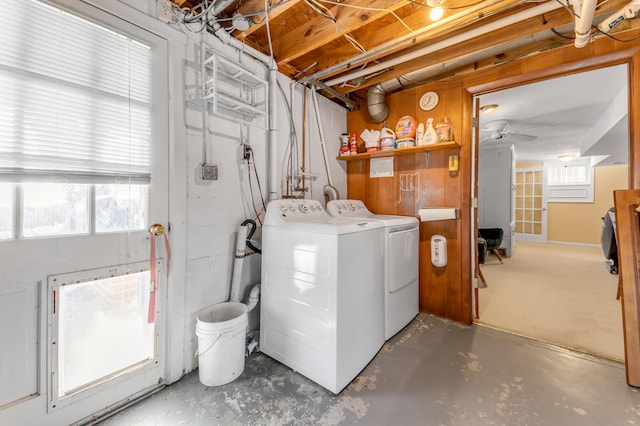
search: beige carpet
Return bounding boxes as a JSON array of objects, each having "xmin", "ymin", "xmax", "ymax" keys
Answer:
[{"xmin": 478, "ymin": 241, "xmax": 625, "ymax": 361}]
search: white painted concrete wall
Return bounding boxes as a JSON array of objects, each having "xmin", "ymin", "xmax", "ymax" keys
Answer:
[{"xmin": 125, "ymin": 0, "xmax": 348, "ymax": 381}]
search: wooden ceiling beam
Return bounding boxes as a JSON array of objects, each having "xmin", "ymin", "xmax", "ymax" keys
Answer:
[
  {"xmin": 334, "ymin": 8, "xmax": 575, "ymax": 94},
  {"xmin": 234, "ymin": 0, "xmax": 303, "ymax": 38},
  {"xmin": 333, "ymin": 0, "xmax": 627, "ymax": 94},
  {"xmin": 297, "ymin": 0, "xmax": 528, "ymax": 83},
  {"xmin": 272, "ymin": 0, "xmax": 408, "ymax": 65}
]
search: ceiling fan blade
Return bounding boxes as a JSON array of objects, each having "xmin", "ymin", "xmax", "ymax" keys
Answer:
[{"xmin": 502, "ymin": 133, "xmax": 537, "ymax": 142}]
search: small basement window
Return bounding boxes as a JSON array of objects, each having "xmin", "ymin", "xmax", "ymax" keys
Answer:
[{"xmin": 545, "ymin": 160, "xmax": 594, "ymax": 203}]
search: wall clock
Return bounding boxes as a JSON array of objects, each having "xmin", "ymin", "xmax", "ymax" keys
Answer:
[{"xmin": 419, "ymin": 91, "xmax": 439, "ymax": 111}]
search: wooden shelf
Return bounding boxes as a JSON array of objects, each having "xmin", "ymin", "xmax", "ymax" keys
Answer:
[{"xmin": 336, "ymin": 141, "xmax": 460, "ymax": 161}]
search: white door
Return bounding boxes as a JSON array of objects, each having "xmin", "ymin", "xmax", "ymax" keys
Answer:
[
  {"xmin": 0, "ymin": 1, "xmax": 169, "ymax": 424},
  {"xmin": 515, "ymin": 167, "xmax": 548, "ymax": 242}
]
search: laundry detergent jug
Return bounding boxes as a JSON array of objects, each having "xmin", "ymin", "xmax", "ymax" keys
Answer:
[{"xmin": 379, "ymin": 127, "xmax": 396, "ymax": 151}]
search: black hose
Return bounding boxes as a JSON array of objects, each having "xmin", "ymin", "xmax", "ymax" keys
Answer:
[{"xmin": 241, "ymin": 219, "xmax": 262, "ymax": 254}]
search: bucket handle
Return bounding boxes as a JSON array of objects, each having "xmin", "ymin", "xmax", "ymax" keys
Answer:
[{"xmin": 195, "ymin": 332, "xmax": 222, "ymax": 357}]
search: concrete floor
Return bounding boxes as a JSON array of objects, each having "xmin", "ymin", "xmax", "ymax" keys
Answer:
[{"xmin": 100, "ymin": 314, "xmax": 640, "ymax": 425}]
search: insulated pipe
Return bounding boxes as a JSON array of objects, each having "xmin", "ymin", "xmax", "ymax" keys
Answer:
[
  {"xmin": 365, "ymin": 21, "xmax": 580, "ymax": 120},
  {"xmin": 323, "ymin": 1, "xmax": 563, "ymax": 88},
  {"xmin": 230, "ymin": 225, "xmax": 249, "ymax": 303},
  {"xmin": 598, "ymin": 0, "xmax": 640, "ymax": 32},
  {"xmin": 572, "ymin": 0, "xmax": 598, "ymax": 48},
  {"xmin": 245, "ymin": 283, "xmax": 261, "ymax": 312},
  {"xmin": 310, "ymin": 86, "xmax": 334, "ymax": 186}
]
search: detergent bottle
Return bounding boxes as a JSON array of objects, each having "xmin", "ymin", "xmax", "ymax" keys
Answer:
[
  {"xmin": 415, "ymin": 123, "xmax": 425, "ymax": 146},
  {"xmin": 424, "ymin": 118, "xmax": 438, "ymax": 145},
  {"xmin": 379, "ymin": 127, "xmax": 396, "ymax": 150}
]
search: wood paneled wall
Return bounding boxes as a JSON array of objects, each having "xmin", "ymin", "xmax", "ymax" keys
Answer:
[{"xmin": 346, "ymin": 30, "xmax": 640, "ymax": 325}]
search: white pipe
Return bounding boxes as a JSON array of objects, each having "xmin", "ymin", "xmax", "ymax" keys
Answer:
[
  {"xmin": 268, "ymin": 61, "xmax": 279, "ymax": 201},
  {"xmin": 365, "ymin": 21, "xmax": 579, "ymax": 121},
  {"xmin": 245, "ymin": 283, "xmax": 261, "ymax": 312},
  {"xmin": 310, "ymin": 86, "xmax": 333, "ymax": 186},
  {"xmin": 299, "ymin": 0, "xmax": 507, "ymax": 86},
  {"xmin": 598, "ymin": 0, "xmax": 640, "ymax": 32},
  {"xmin": 212, "ymin": 23, "xmax": 272, "ymax": 65},
  {"xmin": 323, "ymin": 1, "xmax": 563, "ymax": 87},
  {"xmin": 230, "ymin": 225, "xmax": 249, "ymax": 303},
  {"xmin": 572, "ymin": 0, "xmax": 598, "ymax": 48}
]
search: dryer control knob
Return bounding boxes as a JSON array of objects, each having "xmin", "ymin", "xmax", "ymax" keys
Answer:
[{"xmin": 299, "ymin": 204, "xmax": 309, "ymax": 213}]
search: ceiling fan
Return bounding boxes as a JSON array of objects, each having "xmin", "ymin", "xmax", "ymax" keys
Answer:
[{"xmin": 480, "ymin": 119, "xmax": 538, "ymax": 142}]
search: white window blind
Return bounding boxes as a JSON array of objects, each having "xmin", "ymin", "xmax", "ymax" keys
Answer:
[
  {"xmin": 0, "ymin": 0, "xmax": 152, "ymax": 183},
  {"xmin": 547, "ymin": 165, "xmax": 589, "ymax": 185}
]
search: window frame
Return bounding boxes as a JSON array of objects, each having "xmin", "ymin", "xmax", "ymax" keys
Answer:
[{"xmin": 544, "ymin": 160, "xmax": 595, "ymax": 203}]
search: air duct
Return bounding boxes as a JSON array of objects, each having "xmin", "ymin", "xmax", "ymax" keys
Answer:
[{"xmin": 367, "ymin": 83, "xmax": 390, "ymax": 123}]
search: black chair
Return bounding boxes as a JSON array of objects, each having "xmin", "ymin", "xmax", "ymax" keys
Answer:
[
  {"xmin": 478, "ymin": 228, "xmax": 504, "ymax": 264},
  {"xmin": 478, "ymin": 236, "xmax": 487, "ymax": 264}
]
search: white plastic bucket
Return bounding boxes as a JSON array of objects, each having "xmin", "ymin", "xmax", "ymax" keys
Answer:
[{"xmin": 195, "ymin": 302, "xmax": 248, "ymax": 386}]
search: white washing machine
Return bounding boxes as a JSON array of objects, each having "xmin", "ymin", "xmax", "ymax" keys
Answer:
[
  {"xmin": 260, "ymin": 199, "xmax": 385, "ymax": 394},
  {"xmin": 327, "ymin": 199, "xmax": 419, "ymax": 340}
]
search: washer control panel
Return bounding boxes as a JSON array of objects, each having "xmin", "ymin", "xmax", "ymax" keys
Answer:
[
  {"xmin": 326, "ymin": 199, "xmax": 370, "ymax": 217},
  {"xmin": 270, "ymin": 199, "xmax": 327, "ymax": 218}
]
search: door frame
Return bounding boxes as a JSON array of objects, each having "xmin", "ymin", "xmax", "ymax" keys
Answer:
[
  {"xmin": 0, "ymin": 0, "xmax": 176, "ymax": 423},
  {"xmin": 464, "ymin": 43, "xmax": 638, "ymax": 383}
]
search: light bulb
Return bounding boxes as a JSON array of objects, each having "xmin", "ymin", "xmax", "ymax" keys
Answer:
[{"xmin": 430, "ymin": 6, "xmax": 443, "ymax": 20}]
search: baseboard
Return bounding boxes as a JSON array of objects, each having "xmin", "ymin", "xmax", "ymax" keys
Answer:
[{"xmin": 546, "ymin": 240, "xmax": 600, "ymax": 248}]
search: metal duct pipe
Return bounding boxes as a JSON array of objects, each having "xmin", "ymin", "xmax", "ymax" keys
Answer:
[
  {"xmin": 367, "ymin": 83, "xmax": 390, "ymax": 123},
  {"xmin": 365, "ymin": 20, "xmax": 583, "ymax": 120},
  {"xmin": 324, "ymin": 1, "xmax": 562, "ymax": 88}
]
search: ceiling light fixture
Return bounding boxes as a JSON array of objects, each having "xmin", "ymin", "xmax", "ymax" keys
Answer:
[
  {"xmin": 426, "ymin": 0, "xmax": 445, "ymax": 21},
  {"xmin": 558, "ymin": 154, "xmax": 575, "ymax": 162},
  {"xmin": 480, "ymin": 104, "xmax": 499, "ymax": 113}
]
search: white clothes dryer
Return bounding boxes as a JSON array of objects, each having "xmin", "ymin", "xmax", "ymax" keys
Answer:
[
  {"xmin": 327, "ymin": 199, "xmax": 419, "ymax": 340},
  {"xmin": 260, "ymin": 199, "xmax": 385, "ymax": 394}
]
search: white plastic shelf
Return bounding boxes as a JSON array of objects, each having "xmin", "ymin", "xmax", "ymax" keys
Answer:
[{"xmin": 203, "ymin": 53, "xmax": 267, "ymax": 126}]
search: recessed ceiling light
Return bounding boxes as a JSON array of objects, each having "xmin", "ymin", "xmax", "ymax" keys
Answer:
[{"xmin": 480, "ymin": 104, "xmax": 499, "ymax": 113}]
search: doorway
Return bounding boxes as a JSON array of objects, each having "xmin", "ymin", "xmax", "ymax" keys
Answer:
[{"xmin": 473, "ymin": 64, "xmax": 629, "ymax": 360}]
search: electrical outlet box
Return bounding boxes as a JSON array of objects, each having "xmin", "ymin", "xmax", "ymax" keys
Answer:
[
  {"xmin": 201, "ymin": 163, "xmax": 218, "ymax": 181},
  {"xmin": 243, "ymin": 144, "xmax": 251, "ymax": 160}
]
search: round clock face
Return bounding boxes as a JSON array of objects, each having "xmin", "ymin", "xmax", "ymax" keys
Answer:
[{"xmin": 420, "ymin": 91, "xmax": 439, "ymax": 111}]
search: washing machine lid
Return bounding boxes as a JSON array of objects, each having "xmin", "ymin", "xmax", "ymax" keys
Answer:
[
  {"xmin": 264, "ymin": 199, "xmax": 384, "ymax": 234},
  {"xmin": 327, "ymin": 199, "xmax": 418, "ymax": 227}
]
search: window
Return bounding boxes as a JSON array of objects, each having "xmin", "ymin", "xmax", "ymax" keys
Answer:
[
  {"xmin": 545, "ymin": 161, "xmax": 594, "ymax": 203},
  {"xmin": 50, "ymin": 263, "xmax": 156, "ymax": 401},
  {"xmin": 0, "ymin": 0, "xmax": 152, "ymax": 240}
]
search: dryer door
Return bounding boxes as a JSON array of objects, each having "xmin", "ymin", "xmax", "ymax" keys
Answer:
[{"xmin": 388, "ymin": 227, "xmax": 419, "ymax": 293}]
